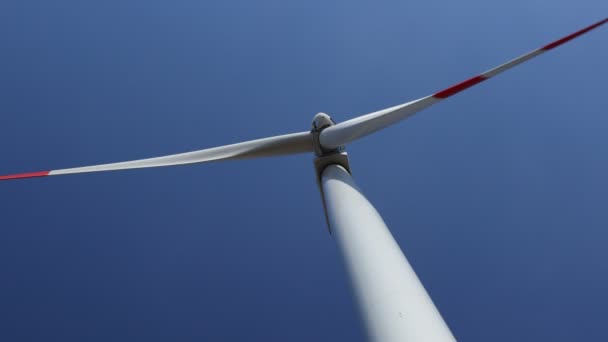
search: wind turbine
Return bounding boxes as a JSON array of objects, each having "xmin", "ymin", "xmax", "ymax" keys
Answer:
[{"xmin": 2, "ymin": 18, "xmax": 606, "ymax": 342}]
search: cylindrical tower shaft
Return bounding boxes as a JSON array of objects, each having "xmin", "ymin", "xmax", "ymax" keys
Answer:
[{"xmin": 321, "ymin": 164, "xmax": 455, "ymax": 342}]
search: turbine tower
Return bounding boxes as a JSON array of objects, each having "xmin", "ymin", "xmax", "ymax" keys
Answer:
[{"xmin": 2, "ymin": 18, "xmax": 606, "ymax": 342}]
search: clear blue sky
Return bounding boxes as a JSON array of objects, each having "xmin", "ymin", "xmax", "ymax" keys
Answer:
[{"xmin": 1, "ymin": 1, "xmax": 607, "ymax": 341}]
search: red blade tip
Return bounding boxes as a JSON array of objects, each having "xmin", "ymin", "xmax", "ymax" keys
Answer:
[
  {"xmin": 542, "ymin": 18, "xmax": 608, "ymax": 50},
  {"xmin": 0, "ymin": 171, "xmax": 50, "ymax": 181}
]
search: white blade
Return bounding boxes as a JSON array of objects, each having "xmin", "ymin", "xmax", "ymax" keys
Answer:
[
  {"xmin": 320, "ymin": 18, "xmax": 608, "ymax": 150},
  {"xmin": 0, "ymin": 131, "xmax": 312, "ymax": 181}
]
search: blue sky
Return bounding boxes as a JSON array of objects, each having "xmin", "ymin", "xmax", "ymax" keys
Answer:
[{"xmin": 1, "ymin": 1, "xmax": 607, "ymax": 341}]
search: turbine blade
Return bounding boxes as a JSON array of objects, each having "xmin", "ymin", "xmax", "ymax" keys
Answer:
[
  {"xmin": 0, "ymin": 131, "xmax": 312, "ymax": 181},
  {"xmin": 320, "ymin": 18, "xmax": 608, "ymax": 149}
]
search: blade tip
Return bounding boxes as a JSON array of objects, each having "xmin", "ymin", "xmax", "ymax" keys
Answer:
[
  {"xmin": 541, "ymin": 17, "xmax": 608, "ymax": 51},
  {"xmin": 0, "ymin": 171, "xmax": 50, "ymax": 181}
]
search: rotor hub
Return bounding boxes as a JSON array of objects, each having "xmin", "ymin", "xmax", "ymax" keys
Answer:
[{"xmin": 311, "ymin": 112, "xmax": 344, "ymax": 157}]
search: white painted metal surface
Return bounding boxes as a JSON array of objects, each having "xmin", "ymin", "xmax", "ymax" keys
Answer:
[{"xmin": 321, "ymin": 164, "xmax": 455, "ymax": 342}]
